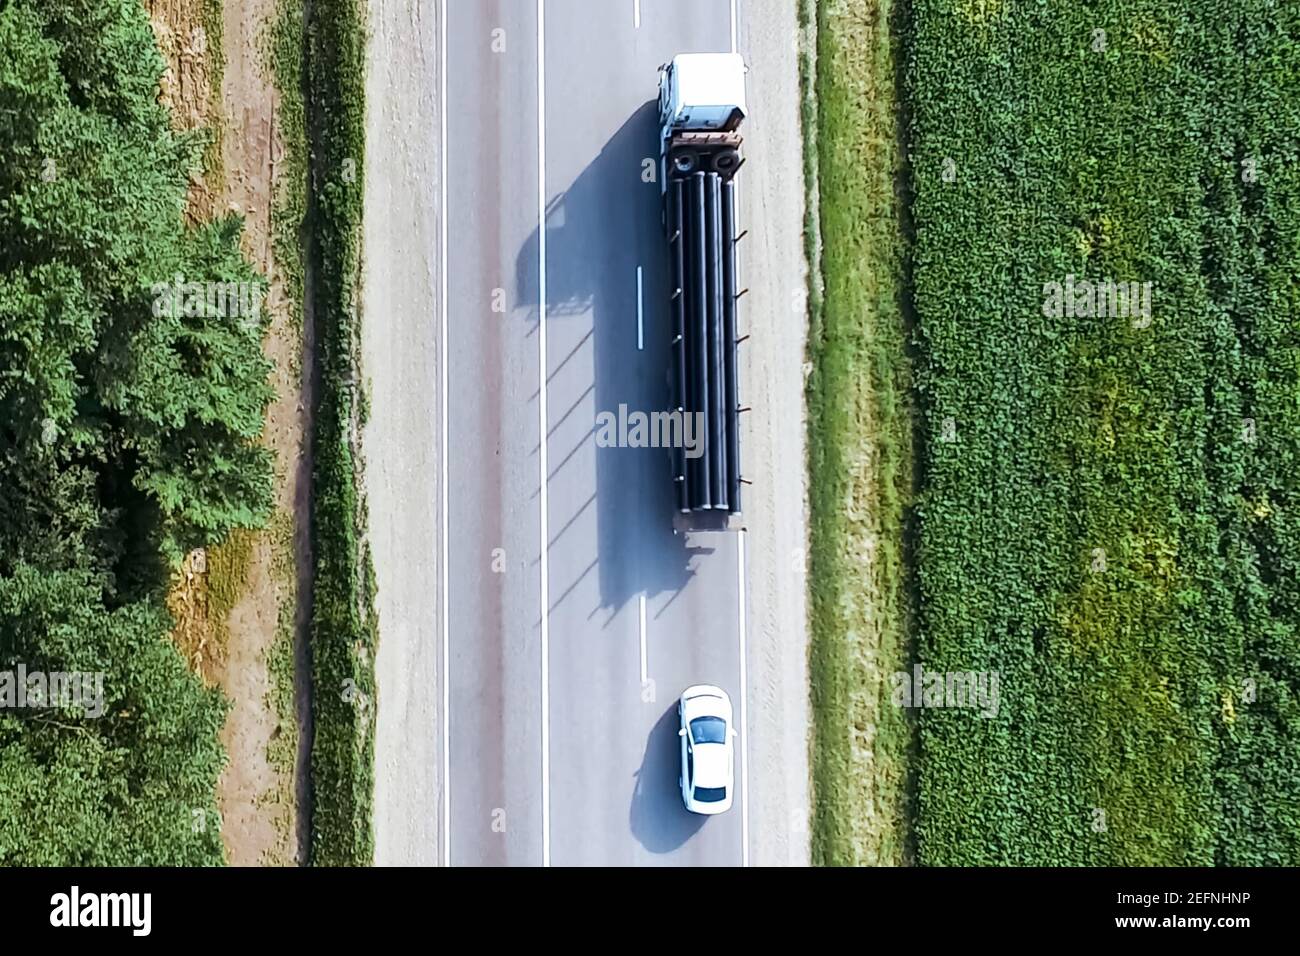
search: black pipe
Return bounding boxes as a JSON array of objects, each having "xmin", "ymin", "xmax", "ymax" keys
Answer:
[
  {"xmin": 722, "ymin": 179, "xmax": 741, "ymax": 515},
  {"xmin": 707, "ymin": 172, "xmax": 727, "ymax": 510},
  {"xmin": 688, "ymin": 172, "xmax": 710, "ymax": 510},
  {"xmin": 669, "ymin": 178, "xmax": 688, "ymax": 512}
]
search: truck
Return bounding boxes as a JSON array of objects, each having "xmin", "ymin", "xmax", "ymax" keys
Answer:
[{"xmin": 657, "ymin": 52, "xmax": 747, "ymax": 533}]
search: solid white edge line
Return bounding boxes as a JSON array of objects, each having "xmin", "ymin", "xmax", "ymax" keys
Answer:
[
  {"xmin": 634, "ymin": 0, "xmax": 641, "ymax": 29},
  {"xmin": 738, "ymin": 531, "xmax": 750, "ymax": 867},
  {"xmin": 440, "ymin": 0, "xmax": 451, "ymax": 870},
  {"xmin": 636, "ymin": 265, "xmax": 644, "ymax": 350},
  {"xmin": 639, "ymin": 593, "xmax": 648, "ymax": 684},
  {"xmin": 733, "ymin": 0, "xmax": 747, "ymax": 866},
  {"xmin": 537, "ymin": 0, "xmax": 552, "ymax": 869}
]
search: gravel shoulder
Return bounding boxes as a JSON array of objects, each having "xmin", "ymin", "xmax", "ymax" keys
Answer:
[
  {"xmin": 738, "ymin": 2, "xmax": 814, "ymax": 867},
  {"xmin": 361, "ymin": 0, "xmax": 443, "ymax": 867}
]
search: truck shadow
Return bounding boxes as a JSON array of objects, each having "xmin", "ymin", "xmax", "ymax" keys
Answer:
[
  {"xmin": 516, "ymin": 101, "xmax": 707, "ymax": 621},
  {"xmin": 629, "ymin": 703, "xmax": 706, "ymax": 853}
]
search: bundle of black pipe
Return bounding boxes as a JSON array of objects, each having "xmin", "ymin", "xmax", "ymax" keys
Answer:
[{"xmin": 667, "ymin": 169, "xmax": 741, "ymax": 518}]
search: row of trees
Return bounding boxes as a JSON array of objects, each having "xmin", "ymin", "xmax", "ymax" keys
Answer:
[{"xmin": 0, "ymin": 0, "xmax": 271, "ymax": 864}]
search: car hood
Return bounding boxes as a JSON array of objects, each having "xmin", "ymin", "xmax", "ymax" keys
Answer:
[{"xmin": 682, "ymin": 691, "xmax": 732, "ymax": 724}]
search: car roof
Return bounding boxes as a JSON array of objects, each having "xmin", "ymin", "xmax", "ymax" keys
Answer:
[{"xmin": 692, "ymin": 743, "xmax": 729, "ymax": 789}]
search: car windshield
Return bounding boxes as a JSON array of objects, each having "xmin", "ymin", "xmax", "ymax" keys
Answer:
[
  {"xmin": 690, "ymin": 715, "xmax": 727, "ymax": 745},
  {"xmin": 695, "ymin": 786, "xmax": 727, "ymax": 803}
]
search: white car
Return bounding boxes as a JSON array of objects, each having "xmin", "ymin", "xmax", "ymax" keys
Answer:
[{"xmin": 678, "ymin": 685, "xmax": 737, "ymax": 814}]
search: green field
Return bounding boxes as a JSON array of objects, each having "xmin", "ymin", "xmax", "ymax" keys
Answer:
[{"xmin": 807, "ymin": 0, "xmax": 1300, "ymax": 864}]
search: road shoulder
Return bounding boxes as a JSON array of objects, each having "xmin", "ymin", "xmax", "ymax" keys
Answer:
[
  {"xmin": 738, "ymin": 2, "xmax": 814, "ymax": 867},
  {"xmin": 362, "ymin": 0, "xmax": 443, "ymax": 867}
]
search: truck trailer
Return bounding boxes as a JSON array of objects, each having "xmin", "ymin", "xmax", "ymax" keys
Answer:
[{"xmin": 658, "ymin": 53, "xmax": 747, "ymax": 533}]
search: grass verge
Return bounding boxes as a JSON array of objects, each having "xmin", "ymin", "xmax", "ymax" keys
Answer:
[
  {"xmin": 199, "ymin": 0, "xmax": 225, "ymax": 194},
  {"xmin": 266, "ymin": 0, "xmax": 311, "ymax": 860},
  {"xmin": 263, "ymin": 510, "xmax": 303, "ymax": 863},
  {"xmin": 803, "ymin": 0, "xmax": 918, "ymax": 866},
  {"xmin": 297, "ymin": 0, "xmax": 375, "ymax": 866}
]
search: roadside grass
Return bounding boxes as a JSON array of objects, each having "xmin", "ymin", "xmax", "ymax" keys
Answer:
[
  {"xmin": 269, "ymin": 0, "xmax": 307, "ymax": 325},
  {"xmin": 168, "ymin": 531, "xmax": 252, "ymax": 685},
  {"xmin": 206, "ymin": 530, "xmax": 254, "ymax": 646},
  {"xmin": 267, "ymin": 0, "xmax": 311, "ymax": 853},
  {"xmin": 296, "ymin": 0, "xmax": 376, "ymax": 867},
  {"xmin": 263, "ymin": 510, "xmax": 302, "ymax": 864},
  {"xmin": 802, "ymin": 0, "xmax": 918, "ymax": 866},
  {"xmin": 200, "ymin": 0, "xmax": 225, "ymax": 195}
]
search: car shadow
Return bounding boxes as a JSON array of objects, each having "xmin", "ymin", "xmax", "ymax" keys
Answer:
[{"xmin": 629, "ymin": 702, "xmax": 706, "ymax": 853}]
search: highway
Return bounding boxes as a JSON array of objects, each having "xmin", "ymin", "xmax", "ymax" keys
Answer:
[{"xmin": 442, "ymin": 0, "xmax": 749, "ymax": 866}]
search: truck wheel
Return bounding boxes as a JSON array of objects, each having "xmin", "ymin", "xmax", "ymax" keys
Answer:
[
  {"xmin": 672, "ymin": 149, "xmax": 699, "ymax": 175},
  {"xmin": 712, "ymin": 148, "xmax": 740, "ymax": 176}
]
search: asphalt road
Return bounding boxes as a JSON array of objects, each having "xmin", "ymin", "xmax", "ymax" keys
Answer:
[{"xmin": 443, "ymin": 0, "xmax": 749, "ymax": 866}]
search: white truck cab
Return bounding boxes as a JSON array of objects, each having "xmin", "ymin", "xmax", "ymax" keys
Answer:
[
  {"xmin": 658, "ymin": 52, "xmax": 749, "ymax": 134},
  {"xmin": 658, "ymin": 53, "xmax": 748, "ymax": 189}
]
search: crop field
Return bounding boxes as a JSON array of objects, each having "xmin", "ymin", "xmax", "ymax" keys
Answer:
[
  {"xmin": 808, "ymin": 0, "xmax": 1300, "ymax": 865},
  {"xmin": 904, "ymin": 0, "xmax": 1300, "ymax": 864}
]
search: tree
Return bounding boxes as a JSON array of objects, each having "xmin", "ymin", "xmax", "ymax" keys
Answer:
[
  {"xmin": 0, "ymin": 0, "xmax": 275, "ymax": 864},
  {"xmin": 0, "ymin": 565, "xmax": 227, "ymax": 866}
]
